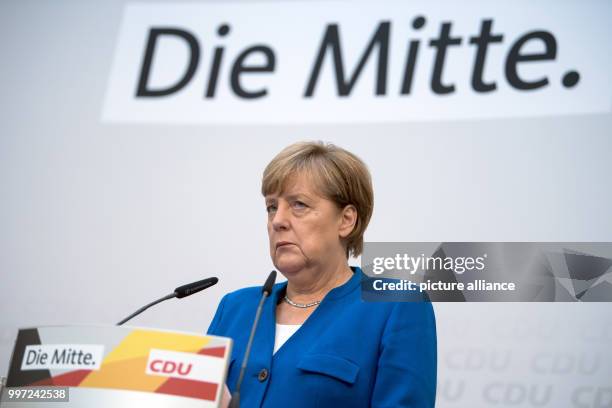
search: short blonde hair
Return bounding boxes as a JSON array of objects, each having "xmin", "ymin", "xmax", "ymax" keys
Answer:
[{"xmin": 262, "ymin": 141, "xmax": 373, "ymax": 257}]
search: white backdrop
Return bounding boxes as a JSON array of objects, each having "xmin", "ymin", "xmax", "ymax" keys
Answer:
[{"xmin": 1, "ymin": 1, "xmax": 611, "ymax": 406}]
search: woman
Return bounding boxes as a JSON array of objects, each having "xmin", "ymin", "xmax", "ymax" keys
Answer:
[{"xmin": 208, "ymin": 141, "xmax": 437, "ymax": 407}]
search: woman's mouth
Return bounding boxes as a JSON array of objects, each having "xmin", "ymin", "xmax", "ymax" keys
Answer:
[{"xmin": 276, "ymin": 241, "xmax": 295, "ymax": 249}]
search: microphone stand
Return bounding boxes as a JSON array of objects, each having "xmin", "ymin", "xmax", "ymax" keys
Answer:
[
  {"xmin": 229, "ymin": 271, "xmax": 276, "ymax": 408},
  {"xmin": 117, "ymin": 293, "xmax": 176, "ymax": 326},
  {"xmin": 116, "ymin": 277, "xmax": 218, "ymax": 326}
]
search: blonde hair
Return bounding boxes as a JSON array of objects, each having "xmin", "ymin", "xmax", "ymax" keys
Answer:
[{"xmin": 262, "ymin": 141, "xmax": 373, "ymax": 257}]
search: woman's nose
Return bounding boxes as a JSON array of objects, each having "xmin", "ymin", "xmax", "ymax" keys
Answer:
[{"xmin": 271, "ymin": 203, "xmax": 290, "ymax": 231}]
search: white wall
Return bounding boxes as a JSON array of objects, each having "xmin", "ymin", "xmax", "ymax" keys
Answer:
[{"xmin": 1, "ymin": 1, "xmax": 611, "ymax": 406}]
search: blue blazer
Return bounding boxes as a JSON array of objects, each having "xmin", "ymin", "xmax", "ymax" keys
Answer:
[{"xmin": 207, "ymin": 267, "xmax": 437, "ymax": 407}]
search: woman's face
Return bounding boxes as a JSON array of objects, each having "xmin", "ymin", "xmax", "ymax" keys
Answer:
[{"xmin": 265, "ymin": 173, "xmax": 352, "ymax": 278}]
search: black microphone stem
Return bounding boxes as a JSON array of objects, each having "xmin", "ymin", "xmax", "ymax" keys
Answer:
[
  {"xmin": 230, "ymin": 271, "xmax": 276, "ymax": 408},
  {"xmin": 234, "ymin": 294, "xmax": 266, "ymax": 401},
  {"xmin": 115, "ymin": 277, "xmax": 218, "ymax": 326},
  {"xmin": 117, "ymin": 293, "xmax": 175, "ymax": 326}
]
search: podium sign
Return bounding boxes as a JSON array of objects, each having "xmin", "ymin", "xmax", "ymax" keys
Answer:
[{"xmin": 2, "ymin": 326, "xmax": 232, "ymax": 407}]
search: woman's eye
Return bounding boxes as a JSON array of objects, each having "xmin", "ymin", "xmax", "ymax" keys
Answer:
[
  {"xmin": 266, "ymin": 204, "xmax": 277, "ymax": 213},
  {"xmin": 292, "ymin": 201, "xmax": 307, "ymax": 209}
]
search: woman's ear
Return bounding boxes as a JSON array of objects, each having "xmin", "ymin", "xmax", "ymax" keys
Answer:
[{"xmin": 338, "ymin": 205, "xmax": 357, "ymax": 238}]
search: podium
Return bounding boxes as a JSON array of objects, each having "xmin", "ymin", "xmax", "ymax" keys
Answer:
[{"xmin": 1, "ymin": 325, "xmax": 232, "ymax": 407}]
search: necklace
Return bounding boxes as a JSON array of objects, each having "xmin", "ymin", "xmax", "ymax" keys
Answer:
[{"xmin": 283, "ymin": 295, "xmax": 321, "ymax": 308}]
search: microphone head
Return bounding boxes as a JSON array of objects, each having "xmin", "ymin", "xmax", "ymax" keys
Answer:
[
  {"xmin": 262, "ymin": 271, "xmax": 277, "ymax": 295},
  {"xmin": 174, "ymin": 277, "xmax": 219, "ymax": 299}
]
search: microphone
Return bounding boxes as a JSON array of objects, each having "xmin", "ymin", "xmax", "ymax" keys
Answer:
[
  {"xmin": 175, "ymin": 277, "xmax": 219, "ymax": 298},
  {"xmin": 229, "ymin": 271, "xmax": 277, "ymax": 408},
  {"xmin": 117, "ymin": 277, "xmax": 219, "ymax": 326}
]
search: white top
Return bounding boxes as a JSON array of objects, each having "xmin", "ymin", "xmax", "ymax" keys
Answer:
[{"xmin": 273, "ymin": 323, "xmax": 302, "ymax": 354}]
